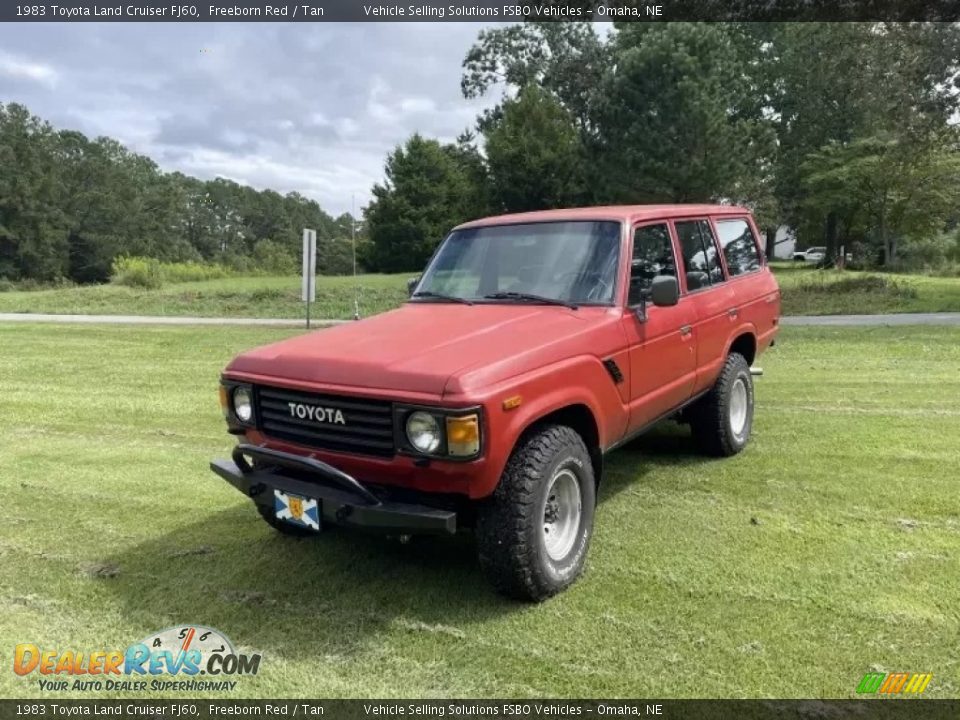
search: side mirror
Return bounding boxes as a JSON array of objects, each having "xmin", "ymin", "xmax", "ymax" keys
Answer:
[
  {"xmin": 651, "ymin": 275, "xmax": 679, "ymax": 307},
  {"xmin": 407, "ymin": 276, "xmax": 420, "ymax": 296},
  {"xmin": 633, "ymin": 275, "xmax": 679, "ymax": 323}
]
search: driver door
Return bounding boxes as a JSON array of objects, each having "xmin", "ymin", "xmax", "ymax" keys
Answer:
[{"xmin": 621, "ymin": 221, "xmax": 698, "ymax": 433}]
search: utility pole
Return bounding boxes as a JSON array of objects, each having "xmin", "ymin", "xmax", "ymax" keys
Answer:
[
  {"xmin": 352, "ymin": 194, "xmax": 360, "ymax": 321},
  {"xmin": 301, "ymin": 228, "xmax": 317, "ymax": 329}
]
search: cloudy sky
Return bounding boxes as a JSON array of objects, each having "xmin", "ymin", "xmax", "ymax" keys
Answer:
[{"xmin": 0, "ymin": 23, "xmax": 501, "ymax": 215}]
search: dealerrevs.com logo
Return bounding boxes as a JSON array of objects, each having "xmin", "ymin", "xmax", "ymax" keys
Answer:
[{"xmin": 14, "ymin": 625, "xmax": 261, "ymax": 692}]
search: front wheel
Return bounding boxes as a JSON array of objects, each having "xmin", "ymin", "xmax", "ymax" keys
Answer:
[
  {"xmin": 476, "ymin": 425, "xmax": 596, "ymax": 601},
  {"xmin": 690, "ymin": 352, "xmax": 754, "ymax": 456}
]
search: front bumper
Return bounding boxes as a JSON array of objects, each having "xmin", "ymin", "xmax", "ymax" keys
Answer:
[{"xmin": 211, "ymin": 444, "xmax": 457, "ymax": 535}]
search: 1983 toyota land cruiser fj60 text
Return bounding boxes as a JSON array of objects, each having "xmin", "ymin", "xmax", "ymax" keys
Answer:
[{"xmin": 212, "ymin": 205, "xmax": 780, "ymax": 600}]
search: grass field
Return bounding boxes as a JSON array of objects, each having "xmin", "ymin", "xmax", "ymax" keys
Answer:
[
  {"xmin": 1, "ymin": 321, "xmax": 958, "ymax": 699},
  {"xmin": 0, "ymin": 274, "xmax": 409, "ymax": 320},
  {"xmin": 0, "ymin": 266, "xmax": 958, "ymax": 319},
  {"xmin": 772, "ymin": 263, "xmax": 960, "ymax": 316}
]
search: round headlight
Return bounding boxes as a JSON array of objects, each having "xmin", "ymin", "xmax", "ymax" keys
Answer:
[
  {"xmin": 406, "ymin": 411, "xmax": 441, "ymax": 454},
  {"xmin": 233, "ymin": 387, "xmax": 253, "ymax": 423}
]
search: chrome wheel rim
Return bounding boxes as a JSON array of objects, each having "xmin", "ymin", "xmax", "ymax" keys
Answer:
[
  {"xmin": 730, "ymin": 377, "xmax": 749, "ymax": 438},
  {"xmin": 542, "ymin": 468, "xmax": 581, "ymax": 562}
]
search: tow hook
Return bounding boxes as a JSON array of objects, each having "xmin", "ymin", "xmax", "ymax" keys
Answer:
[{"xmin": 750, "ymin": 367, "xmax": 763, "ymax": 377}]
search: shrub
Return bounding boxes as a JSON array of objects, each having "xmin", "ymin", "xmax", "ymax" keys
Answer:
[
  {"xmin": 797, "ymin": 273, "xmax": 918, "ymax": 300},
  {"xmin": 160, "ymin": 260, "xmax": 230, "ymax": 283},
  {"xmin": 110, "ymin": 256, "xmax": 232, "ymax": 288},
  {"xmin": 111, "ymin": 256, "xmax": 164, "ymax": 289},
  {"xmin": 896, "ymin": 233, "xmax": 953, "ymax": 272},
  {"xmin": 252, "ymin": 240, "xmax": 297, "ymax": 275}
]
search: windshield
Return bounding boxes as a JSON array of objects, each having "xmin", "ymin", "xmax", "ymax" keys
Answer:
[{"xmin": 414, "ymin": 221, "xmax": 621, "ymax": 305}]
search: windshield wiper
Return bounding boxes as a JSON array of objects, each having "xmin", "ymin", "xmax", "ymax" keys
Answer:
[
  {"xmin": 411, "ymin": 290, "xmax": 474, "ymax": 306},
  {"xmin": 483, "ymin": 292, "xmax": 578, "ymax": 310}
]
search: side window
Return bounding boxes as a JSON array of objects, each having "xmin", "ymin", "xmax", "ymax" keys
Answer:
[
  {"xmin": 629, "ymin": 223, "xmax": 677, "ymax": 305},
  {"xmin": 675, "ymin": 220, "xmax": 725, "ymax": 290},
  {"xmin": 715, "ymin": 218, "xmax": 761, "ymax": 277},
  {"xmin": 697, "ymin": 220, "xmax": 725, "ymax": 284}
]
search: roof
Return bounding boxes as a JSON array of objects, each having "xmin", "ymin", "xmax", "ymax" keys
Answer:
[{"xmin": 454, "ymin": 204, "xmax": 752, "ymax": 230}]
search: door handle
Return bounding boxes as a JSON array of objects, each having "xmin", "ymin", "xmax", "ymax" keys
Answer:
[
  {"xmin": 679, "ymin": 325, "xmax": 692, "ymax": 336},
  {"xmin": 728, "ymin": 308, "xmax": 739, "ymax": 318}
]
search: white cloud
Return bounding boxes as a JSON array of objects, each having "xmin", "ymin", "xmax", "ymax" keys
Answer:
[
  {"xmin": 399, "ymin": 97, "xmax": 437, "ymax": 114},
  {"xmin": 0, "ymin": 23, "xmax": 501, "ymax": 214},
  {"xmin": 0, "ymin": 51, "xmax": 58, "ymax": 87}
]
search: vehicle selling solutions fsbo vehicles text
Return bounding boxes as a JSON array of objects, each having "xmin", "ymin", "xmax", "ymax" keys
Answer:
[{"xmin": 362, "ymin": 4, "xmax": 585, "ymax": 18}]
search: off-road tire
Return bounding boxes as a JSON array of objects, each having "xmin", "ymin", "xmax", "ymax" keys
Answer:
[
  {"xmin": 256, "ymin": 503, "xmax": 317, "ymax": 537},
  {"xmin": 690, "ymin": 352, "xmax": 754, "ymax": 457},
  {"xmin": 476, "ymin": 425, "xmax": 596, "ymax": 602}
]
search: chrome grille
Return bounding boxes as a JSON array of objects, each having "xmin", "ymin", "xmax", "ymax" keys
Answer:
[{"xmin": 256, "ymin": 385, "xmax": 395, "ymax": 457}]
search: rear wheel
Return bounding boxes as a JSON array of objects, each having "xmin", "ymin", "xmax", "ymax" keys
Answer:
[
  {"xmin": 690, "ymin": 352, "xmax": 754, "ymax": 456},
  {"xmin": 476, "ymin": 425, "xmax": 596, "ymax": 601}
]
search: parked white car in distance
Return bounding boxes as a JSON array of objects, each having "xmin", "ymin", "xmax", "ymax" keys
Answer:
[{"xmin": 792, "ymin": 246, "xmax": 826, "ymax": 262}]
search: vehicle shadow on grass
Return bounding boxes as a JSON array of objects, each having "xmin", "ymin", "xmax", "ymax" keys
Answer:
[
  {"xmin": 598, "ymin": 421, "xmax": 711, "ymax": 502},
  {"xmin": 102, "ymin": 503, "xmax": 520, "ymax": 662},
  {"xmin": 101, "ymin": 423, "xmax": 709, "ymax": 663}
]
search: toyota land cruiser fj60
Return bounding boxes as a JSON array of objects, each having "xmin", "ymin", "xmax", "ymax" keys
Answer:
[{"xmin": 212, "ymin": 205, "xmax": 780, "ymax": 600}]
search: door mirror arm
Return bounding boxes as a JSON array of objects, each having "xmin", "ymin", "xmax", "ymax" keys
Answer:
[
  {"xmin": 632, "ymin": 294, "xmax": 648, "ymax": 323},
  {"xmin": 630, "ymin": 275, "xmax": 679, "ymax": 322}
]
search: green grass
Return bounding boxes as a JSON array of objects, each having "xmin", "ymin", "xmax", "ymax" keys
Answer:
[
  {"xmin": 0, "ymin": 274, "xmax": 410, "ymax": 320},
  {"xmin": 772, "ymin": 262, "xmax": 960, "ymax": 315},
  {"xmin": 0, "ymin": 266, "xmax": 958, "ymax": 319},
  {"xmin": 1, "ymin": 322, "xmax": 958, "ymax": 699}
]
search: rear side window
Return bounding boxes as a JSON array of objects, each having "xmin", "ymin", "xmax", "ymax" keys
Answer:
[
  {"xmin": 715, "ymin": 218, "xmax": 761, "ymax": 276},
  {"xmin": 628, "ymin": 223, "xmax": 677, "ymax": 305},
  {"xmin": 675, "ymin": 220, "xmax": 725, "ymax": 291}
]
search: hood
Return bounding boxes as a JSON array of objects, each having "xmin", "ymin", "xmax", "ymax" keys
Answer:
[{"xmin": 226, "ymin": 302, "xmax": 619, "ymax": 397}]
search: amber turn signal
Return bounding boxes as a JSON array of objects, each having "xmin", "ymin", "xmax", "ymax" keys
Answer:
[
  {"xmin": 218, "ymin": 385, "xmax": 229, "ymax": 416},
  {"xmin": 446, "ymin": 414, "xmax": 480, "ymax": 457},
  {"xmin": 502, "ymin": 395, "xmax": 522, "ymax": 410}
]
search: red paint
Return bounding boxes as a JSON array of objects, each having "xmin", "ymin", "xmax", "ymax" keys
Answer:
[{"xmin": 222, "ymin": 205, "xmax": 780, "ymax": 500}]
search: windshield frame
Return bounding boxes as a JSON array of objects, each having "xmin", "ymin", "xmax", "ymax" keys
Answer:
[{"xmin": 410, "ymin": 219, "xmax": 626, "ymax": 308}]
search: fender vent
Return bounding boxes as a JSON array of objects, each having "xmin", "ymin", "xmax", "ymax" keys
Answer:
[{"xmin": 603, "ymin": 358, "xmax": 624, "ymax": 384}]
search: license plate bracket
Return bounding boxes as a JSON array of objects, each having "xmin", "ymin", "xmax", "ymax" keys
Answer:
[{"xmin": 273, "ymin": 489, "xmax": 321, "ymax": 532}]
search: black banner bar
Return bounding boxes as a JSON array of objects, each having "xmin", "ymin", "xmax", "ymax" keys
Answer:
[
  {"xmin": 3, "ymin": 700, "xmax": 960, "ymax": 719},
  {"xmin": 3, "ymin": 0, "xmax": 960, "ymax": 22}
]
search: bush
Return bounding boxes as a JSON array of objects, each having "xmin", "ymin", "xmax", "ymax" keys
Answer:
[
  {"xmin": 896, "ymin": 233, "xmax": 953, "ymax": 272},
  {"xmin": 110, "ymin": 256, "xmax": 232, "ymax": 288},
  {"xmin": 796, "ymin": 273, "xmax": 918, "ymax": 300},
  {"xmin": 111, "ymin": 257, "xmax": 164, "ymax": 289},
  {"xmin": 252, "ymin": 240, "xmax": 297, "ymax": 275},
  {"xmin": 160, "ymin": 260, "xmax": 230, "ymax": 283}
]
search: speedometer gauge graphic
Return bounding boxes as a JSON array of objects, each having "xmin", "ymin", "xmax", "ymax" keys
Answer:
[{"xmin": 138, "ymin": 625, "xmax": 235, "ymax": 670}]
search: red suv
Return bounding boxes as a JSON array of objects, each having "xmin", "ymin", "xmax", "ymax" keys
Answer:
[{"xmin": 213, "ymin": 205, "xmax": 780, "ymax": 600}]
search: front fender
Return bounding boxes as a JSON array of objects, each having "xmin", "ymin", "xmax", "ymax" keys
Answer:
[{"xmin": 454, "ymin": 354, "xmax": 629, "ymax": 499}]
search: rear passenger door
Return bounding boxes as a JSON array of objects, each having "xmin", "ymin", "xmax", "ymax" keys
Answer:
[
  {"xmin": 713, "ymin": 215, "xmax": 779, "ymax": 347},
  {"xmin": 621, "ymin": 221, "xmax": 697, "ymax": 432},
  {"xmin": 673, "ymin": 219, "xmax": 736, "ymax": 395}
]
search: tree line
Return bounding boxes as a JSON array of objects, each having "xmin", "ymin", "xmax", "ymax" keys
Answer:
[
  {"xmin": 365, "ymin": 22, "xmax": 960, "ymax": 273},
  {"xmin": 0, "ymin": 103, "xmax": 359, "ymax": 283}
]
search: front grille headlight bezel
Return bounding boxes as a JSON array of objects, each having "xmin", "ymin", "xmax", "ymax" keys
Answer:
[
  {"xmin": 405, "ymin": 411, "xmax": 442, "ymax": 454},
  {"xmin": 394, "ymin": 404, "xmax": 483, "ymax": 461},
  {"xmin": 221, "ymin": 380, "xmax": 256, "ymax": 428},
  {"xmin": 233, "ymin": 386, "xmax": 254, "ymax": 423}
]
